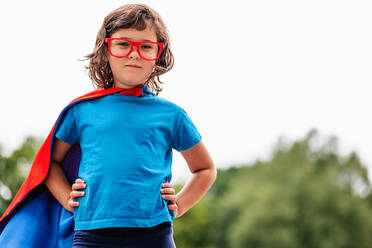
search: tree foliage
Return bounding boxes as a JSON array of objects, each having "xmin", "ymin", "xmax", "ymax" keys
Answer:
[
  {"xmin": 174, "ymin": 129, "xmax": 372, "ymax": 248},
  {"xmin": 1, "ymin": 129, "xmax": 372, "ymax": 248},
  {"xmin": 0, "ymin": 136, "xmax": 42, "ymax": 217}
]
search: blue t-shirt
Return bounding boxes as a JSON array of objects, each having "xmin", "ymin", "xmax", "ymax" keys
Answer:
[{"xmin": 55, "ymin": 87, "xmax": 202, "ymax": 231}]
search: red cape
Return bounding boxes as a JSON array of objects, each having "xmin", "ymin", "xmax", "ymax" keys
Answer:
[{"xmin": 0, "ymin": 86, "xmax": 145, "ymax": 247}]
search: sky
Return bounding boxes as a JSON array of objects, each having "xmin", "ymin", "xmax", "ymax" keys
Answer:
[{"xmin": 0, "ymin": 0, "xmax": 371, "ymax": 184}]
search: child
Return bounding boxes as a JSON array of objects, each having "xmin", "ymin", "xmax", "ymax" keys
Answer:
[{"xmin": 0, "ymin": 3, "xmax": 216, "ymax": 248}]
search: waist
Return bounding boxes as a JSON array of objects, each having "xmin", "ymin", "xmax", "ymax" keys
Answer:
[{"xmin": 83, "ymin": 222, "xmax": 171, "ymax": 236}]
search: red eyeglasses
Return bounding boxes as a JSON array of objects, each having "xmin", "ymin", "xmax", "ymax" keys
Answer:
[{"xmin": 105, "ymin": 38, "xmax": 164, "ymax": 61}]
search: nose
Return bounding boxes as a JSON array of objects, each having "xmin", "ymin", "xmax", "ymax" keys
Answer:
[{"xmin": 128, "ymin": 45, "xmax": 140, "ymax": 59}]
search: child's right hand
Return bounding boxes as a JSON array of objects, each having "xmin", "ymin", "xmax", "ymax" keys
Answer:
[
  {"xmin": 66, "ymin": 179, "xmax": 178, "ymax": 216},
  {"xmin": 67, "ymin": 178, "xmax": 86, "ymax": 213}
]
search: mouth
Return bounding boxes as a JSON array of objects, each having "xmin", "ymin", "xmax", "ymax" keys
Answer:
[{"xmin": 126, "ymin": 64, "xmax": 142, "ymax": 68}]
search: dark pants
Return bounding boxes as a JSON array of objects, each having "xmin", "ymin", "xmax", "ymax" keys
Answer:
[{"xmin": 72, "ymin": 222, "xmax": 176, "ymax": 248}]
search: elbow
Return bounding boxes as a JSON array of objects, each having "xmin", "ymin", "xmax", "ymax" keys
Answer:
[
  {"xmin": 211, "ymin": 166, "xmax": 217, "ymax": 182},
  {"xmin": 195, "ymin": 164, "xmax": 217, "ymax": 182},
  {"xmin": 206, "ymin": 166, "xmax": 217, "ymax": 187}
]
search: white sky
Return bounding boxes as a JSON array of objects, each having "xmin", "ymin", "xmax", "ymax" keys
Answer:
[{"xmin": 0, "ymin": 0, "xmax": 371, "ymax": 184}]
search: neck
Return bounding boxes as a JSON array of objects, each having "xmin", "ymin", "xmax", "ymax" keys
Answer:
[{"xmin": 113, "ymin": 83, "xmax": 145, "ymax": 89}]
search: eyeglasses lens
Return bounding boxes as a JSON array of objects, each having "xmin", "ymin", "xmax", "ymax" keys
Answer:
[{"xmin": 110, "ymin": 40, "xmax": 159, "ymax": 60}]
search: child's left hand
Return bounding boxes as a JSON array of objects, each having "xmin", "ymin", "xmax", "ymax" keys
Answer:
[
  {"xmin": 68, "ymin": 179, "xmax": 180, "ymax": 218},
  {"xmin": 161, "ymin": 183, "xmax": 179, "ymax": 218}
]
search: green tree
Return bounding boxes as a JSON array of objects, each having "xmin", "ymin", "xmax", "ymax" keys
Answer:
[
  {"xmin": 210, "ymin": 129, "xmax": 372, "ymax": 248},
  {"xmin": 2, "ymin": 130, "xmax": 372, "ymax": 248},
  {"xmin": 0, "ymin": 136, "xmax": 41, "ymax": 216},
  {"xmin": 173, "ymin": 182, "xmax": 216, "ymax": 248}
]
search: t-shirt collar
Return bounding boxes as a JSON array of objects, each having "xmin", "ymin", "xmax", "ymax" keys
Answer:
[{"xmin": 141, "ymin": 84, "xmax": 156, "ymax": 96}]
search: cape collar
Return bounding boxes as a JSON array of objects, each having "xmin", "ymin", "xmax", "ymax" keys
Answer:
[{"xmin": 111, "ymin": 84, "xmax": 156, "ymax": 97}]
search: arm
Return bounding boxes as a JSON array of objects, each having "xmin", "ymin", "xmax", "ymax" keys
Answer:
[
  {"xmin": 175, "ymin": 141, "xmax": 217, "ymax": 217},
  {"xmin": 44, "ymin": 137, "xmax": 74, "ymax": 213}
]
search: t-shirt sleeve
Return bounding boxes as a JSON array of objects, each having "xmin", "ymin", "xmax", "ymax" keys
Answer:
[
  {"xmin": 172, "ymin": 108, "xmax": 202, "ymax": 151},
  {"xmin": 55, "ymin": 106, "xmax": 79, "ymax": 145}
]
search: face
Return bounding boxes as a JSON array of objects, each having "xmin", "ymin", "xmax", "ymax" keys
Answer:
[{"xmin": 107, "ymin": 25, "xmax": 158, "ymax": 89}]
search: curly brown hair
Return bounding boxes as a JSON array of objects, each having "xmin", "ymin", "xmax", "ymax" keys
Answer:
[{"xmin": 82, "ymin": 4, "xmax": 174, "ymax": 95}]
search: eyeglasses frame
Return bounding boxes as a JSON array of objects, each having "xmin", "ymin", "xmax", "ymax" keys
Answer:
[{"xmin": 105, "ymin": 38, "xmax": 164, "ymax": 61}]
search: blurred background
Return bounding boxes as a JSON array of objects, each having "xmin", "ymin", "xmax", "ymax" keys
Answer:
[{"xmin": 0, "ymin": 1, "xmax": 371, "ymax": 247}]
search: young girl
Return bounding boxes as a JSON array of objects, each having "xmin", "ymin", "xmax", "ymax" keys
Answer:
[{"xmin": 45, "ymin": 3, "xmax": 216, "ymax": 248}]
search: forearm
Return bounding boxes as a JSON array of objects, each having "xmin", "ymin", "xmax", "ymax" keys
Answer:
[
  {"xmin": 175, "ymin": 168, "xmax": 217, "ymax": 217},
  {"xmin": 44, "ymin": 161, "xmax": 72, "ymax": 212}
]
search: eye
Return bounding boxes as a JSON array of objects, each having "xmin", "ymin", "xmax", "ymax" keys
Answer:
[
  {"xmin": 141, "ymin": 44, "xmax": 155, "ymax": 49},
  {"xmin": 119, "ymin": 42, "xmax": 130, "ymax": 47}
]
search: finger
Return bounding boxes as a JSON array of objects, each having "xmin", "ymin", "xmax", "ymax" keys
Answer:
[
  {"xmin": 69, "ymin": 191, "xmax": 84, "ymax": 200},
  {"xmin": 162, "ymin": 194, "xmax": 176, "ymax": 203},
  {"xmin": 160, "ymin": 188, "xmax": 175, "ymax": 194},
  {"xmin": 68, "ymin": 199, "xmax": 80, "ymax": 207},
  {"xmin": 162, "ymin": 183, "xmax": 172, "ymax": 188},
  {"xmin": 72, "ymin": 184, "xmax": 86, "ymax": 191},
  {"xmin": 73, "ymin": 180, "xmax": 86, "ymax": 186},
  {"xmin": 72, "ymin": 182, "xmax": 87, "ymax": 191},
  {"xmin": 167, "ymin": 204, "xmax": 177, "ymax": 211},
  {"xmin": 75, "ymin": 178, "xmax": 85, "ymax": 183},
  {"xmin": 70, "ymin": 191, "xmax": 85, "ymax": 199}
]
